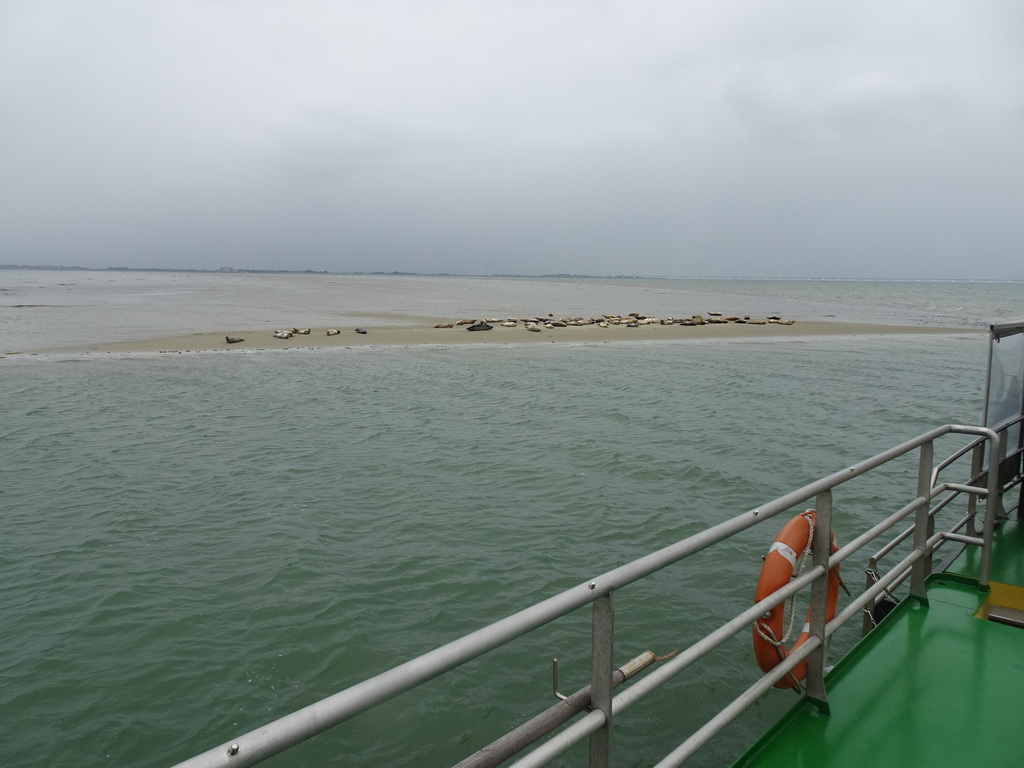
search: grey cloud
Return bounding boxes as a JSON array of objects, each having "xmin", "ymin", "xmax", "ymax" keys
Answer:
[{"xmin": 1, "ymin": 0, "xmax": 1022, "ymax": 278}]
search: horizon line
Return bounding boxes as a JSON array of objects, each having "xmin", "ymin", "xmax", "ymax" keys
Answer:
[{"xmin": 1, "ymin": 264, "xmax": 1019, "ymax": 284}]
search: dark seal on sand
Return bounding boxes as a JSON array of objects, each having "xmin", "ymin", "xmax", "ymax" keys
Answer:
[{"xmin": 467, "ymin": 321, "xmax": 493, "ymax": 331}]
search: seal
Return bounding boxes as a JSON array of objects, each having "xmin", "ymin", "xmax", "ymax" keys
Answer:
[
  {"xmin": 355, "ymin": 327, "xmax": 368, "ymax": 334},
  {"xmin": 272, "ymin": 330, "xmax": 292, "ymax": 339},
  {"xmin": 467, "ymin": 321, "xmax": 493, "ymax": 331},
  {"xmin": 326, "ymin": 328, "xmax": 341, "ymax": 336},
  {"xmin": 225, "ymin": 336, "xmax": 244, "ymax": 344}
]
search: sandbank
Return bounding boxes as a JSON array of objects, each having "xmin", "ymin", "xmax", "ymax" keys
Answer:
[{"xmin": 28, "ymin": 319, "xmax": 976, "ymax": 355}]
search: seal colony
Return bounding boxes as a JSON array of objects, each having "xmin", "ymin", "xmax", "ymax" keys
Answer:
[
  {"xmin": 23, "ymin": 312, "xmax": 967, "ymax": 356},
  {"xmin": 433, "ymin": 312, "xmax": 796, "ymax": 331},
  {"xmin": 249, "ymin": 312, "xmax": 798, "ymax": 343}
]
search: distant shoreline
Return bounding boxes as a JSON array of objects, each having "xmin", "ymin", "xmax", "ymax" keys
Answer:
[
  {"xmin": 2, "ymin": 264, "xmax": 1019, "ymax": 283},
  {"xmin": 22, "ymin": 320, "xmax": 976, "ymax": 357}
]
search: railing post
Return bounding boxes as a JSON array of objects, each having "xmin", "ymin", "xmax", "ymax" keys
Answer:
[
  {"xmin": 980, "ymin": 430, "xmax": 1005, "ymax": 587},
  {"xmin": 589, "ymin": 592, "xmax": 614, "ymax": 768},
  {"xmin": 910, "ymin": 440, "xmax": 934, "ymax": 602},
  {"xmin": 967, "ymin": 442, "xmax": 984, "ymax": 536},
  {"xmin": 997, "ymin": 430, "xmax": 1008, "ymax": 521},
  {"xmin": 805, "ymin": 491, "xmax": 832, "ymax": 712}
]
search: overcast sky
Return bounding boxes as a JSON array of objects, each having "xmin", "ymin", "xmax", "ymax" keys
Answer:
[{"xmin": 2, "ymin": 1, "xmax": 1021, "ymax": 278}]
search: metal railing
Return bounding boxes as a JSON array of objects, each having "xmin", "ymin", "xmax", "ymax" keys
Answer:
[
  {"xmin": 861, "ymin": 412, "xmax": 1024, "ymax": 633},
  {"xmin": 173, "ymin": 422, "xmax": 1009, "ymax": 768}
]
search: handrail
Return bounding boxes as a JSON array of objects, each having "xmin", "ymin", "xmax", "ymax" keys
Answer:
[{"xmin": 171, "ymin": 423, "xmax": 1007, "ymax": 768}]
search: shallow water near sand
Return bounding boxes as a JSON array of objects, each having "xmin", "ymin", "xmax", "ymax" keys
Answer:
[
  {"xmin": 2, "ymin": 270, "xmax": 1019, "ymax": 353},
  {"xmin": 0, "ymin": 274, "xmax": 1017, "ymax": 767}
]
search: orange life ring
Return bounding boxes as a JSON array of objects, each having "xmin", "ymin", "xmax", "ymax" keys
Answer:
[{"xmin": 752, "ymin": 509, "xmax": 840, "ymax": 689}]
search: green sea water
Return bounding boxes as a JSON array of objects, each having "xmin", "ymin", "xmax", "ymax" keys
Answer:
[{"xmin": 1, "ymin": 330, "xmax": 989, "ymax": 767}]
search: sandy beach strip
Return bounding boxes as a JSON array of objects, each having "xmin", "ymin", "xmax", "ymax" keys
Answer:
[{"xmin": 23, "ymin": 319, "xmax": 977, "ymax": 355}]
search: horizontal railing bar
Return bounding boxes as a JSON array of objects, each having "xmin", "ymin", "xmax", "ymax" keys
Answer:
[
  {"xmin": 1003, "ymin": 475, "xmax": 1023, "ymax": 495},
  {"xmin": 454, "ymin": 650, "xmax": 659, "ymax": 768},
  {"xmin": 512, "ymin": 632, "xmax": 823, "ymax": 768},
  {"xmin": 871, "ymin": 482, "xmax": 981, "ymax": 565},
  {"xmin": 869, "ymin": 513, "xmax": 926, "ymax": 563},
  {"xmin": 508, "ymin": 705, "xmax": 604, "ymax": 767},
  {"xmin": 926, "ymin": 529, "xmax": 952, "ymax": 552},
  {"xmin": 940, "ymin": 508, "xmax": 973, "ymax": 536},
  {"xmin": 522, "ymin": 531, "xmax": 919, "ymax": 768},
  {"xmin": 985, "ymin": 410, "xmax": 1024, "ymax": 433},
  {"xmin": 652, "ymin": 638, "xmax": 822, "ymax": 768},
  {"xmin": 178, "ymin": 495, "xmax": 824, "ymax": 768},
  {"xmin": 833, "ymin": 496, "xmax": 925, "ymax": 567},
  {"xmin": 943, "ymin": 482, "xmax": 988, "ymax": 497},
  {"xmin": 928, "ymin": 486, "xmax": 966, "ymax": 516},
  {"xmin": 173, "ymin": 424, "xmax": 995, "ymax": 768},
  {"xmin": 870, "ymin": 518, "xmax": 968, "ymax": 605},
  {"xmin": 934, "ymin": 512, "xmax": 976, "ymax": 573},
  {"xmin": 480, "ymin": 562, "xmax": 835, "ymax": 768},
  {"xmin": 611, "ymin": 566, "xmax": 827, "ymax": 711},
  {"xmin": 932, "ymin": 436, "xmax": 984, "ymax": 479},
  {"xmin": 598, "ymin": 426, "xmax": 987, "ymax": 602},
  {"xmin": 511, "ymin": 566, "xmax": 841, "ymax": 767},
  {"xmin": 650, "ymin": 426, "xmax": 1000, "ymax": 768},
  {"xmin": 604, "ymin": 458, "xmax": 998, "ymax": 760},
  {"xmin": 827, "ymin": 549, "xmax": 923, "ymax": 632},
  {"xmin": 931, "ymin": 414, "xmax": 1019, "ymax": 500},
  {"xmin": 852, "ymin": 522, "xmax": 972, "ymax": 626},
  {"xmin": 939, "ymin": 532, "xmax": 985, "ymax": 547}
]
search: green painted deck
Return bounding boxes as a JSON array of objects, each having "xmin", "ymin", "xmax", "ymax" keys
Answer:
[{"xmin": 732, "ymin": 516, "xmax": 1024, "ymax": 768}]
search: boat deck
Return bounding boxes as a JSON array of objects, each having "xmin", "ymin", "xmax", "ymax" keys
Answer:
[{"xmin": 732, "ymin": 515, "xmax": 1024, "ymax": 767}]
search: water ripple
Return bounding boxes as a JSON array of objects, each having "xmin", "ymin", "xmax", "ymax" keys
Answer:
[{"xmin": 0, "ymin": 334, "xmax": 988, "ymax": 767}]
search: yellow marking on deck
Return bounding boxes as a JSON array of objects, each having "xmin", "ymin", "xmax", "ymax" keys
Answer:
[{"xmin": 974, "ymin": 580, "xmax": 1024, "ymax": 620}]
